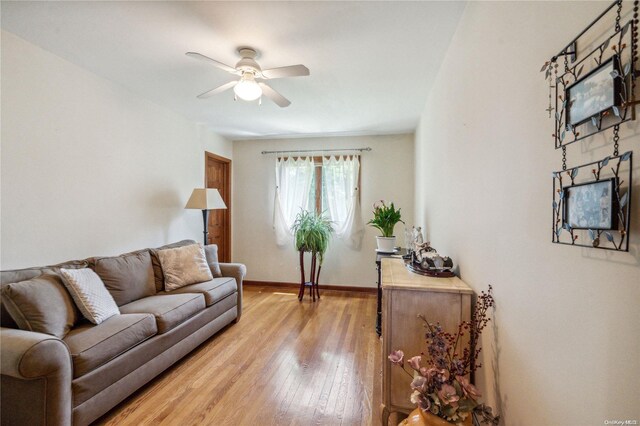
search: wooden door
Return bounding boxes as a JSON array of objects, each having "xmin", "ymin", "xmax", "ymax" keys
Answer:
[{"xmin": 205, "ymin": 152, "xmax": 231, "ymax": 262}]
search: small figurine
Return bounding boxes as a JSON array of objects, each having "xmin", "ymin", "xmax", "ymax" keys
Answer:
[
  {"xmin": 404, "ymin": 227, "xmax": 414, "ymax": 254},
  {"xmin": 413, "ymin": 226, "xmax": 424, "ymax": 249},
  {"xmin": 414, "ymin": 242, "xmax": 435, "ymax": 262}
]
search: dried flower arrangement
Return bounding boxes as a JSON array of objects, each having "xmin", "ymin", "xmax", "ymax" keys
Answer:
[{"xmin": 389, "ymin": 286, "xmax": 500, "ymax": 426}]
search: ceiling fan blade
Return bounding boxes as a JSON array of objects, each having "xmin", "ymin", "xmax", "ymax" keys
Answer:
[
  {"xmin": 258, "ymin": 83, "xmax": 291, "ymax": 107},
  {"xmin": 186, "ymin": 52, "xmax": 238, "ymax": 75},
  {"xmin": 197, "ymin": 81, "xmax": 238, "ymax": 99},
  {"xmin": 262, "ymin": 64, "xmax": 310, "ymax": 79}
]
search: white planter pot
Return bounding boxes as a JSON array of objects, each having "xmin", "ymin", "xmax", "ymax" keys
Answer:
[{"xmin": 376, "ymin": 236, "xmax": 396, "ymax": 252}]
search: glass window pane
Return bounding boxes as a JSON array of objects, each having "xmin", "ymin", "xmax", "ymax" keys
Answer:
[{"xmin": 307, "ymin": 169, "xmax": 316, "ymax": 214}]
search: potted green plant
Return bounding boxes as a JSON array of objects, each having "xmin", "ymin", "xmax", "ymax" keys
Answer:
[
  {"xmin": 291, "ymin": 210, "xmax": 334, "ymax": 261},
  {"xmin": 367, "ymin": 200, "xmax": 404, "ymax": 252},
  {"xmin": 291, "ymin": 210, "xmax": 334, "ymax": 301}
]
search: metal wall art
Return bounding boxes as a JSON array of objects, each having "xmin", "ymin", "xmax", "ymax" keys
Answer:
[
  {"xmin": 546, "ymin": 22, "xmax": 636, "ymax": 148},
  {"xmin": 565, "ymin": 55, "xmax": 623, "ymax": 128},
  {"xmin": 544, "ymin": 0, "xmax": 638, "ymax": 252},
  {"xmin": 552, "ymin": 151, "xmax": 632, "ymax": 250}
]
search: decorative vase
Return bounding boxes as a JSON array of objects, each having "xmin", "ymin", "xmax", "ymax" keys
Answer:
[
  {"xmin": 399, "ymin": 408, "xmax": 473, "ymax": 426},
  {"xmin": 376, "ymin": 236, "xmax": 396, "ymax": 252}
]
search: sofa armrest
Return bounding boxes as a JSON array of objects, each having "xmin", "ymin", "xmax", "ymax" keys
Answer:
[
  {"xmin": 219, "ymin": 263, "xmax": 246, "ymax": 321},
  {"xmin": 1, "ymin": 327, "xmax": 73, "ymax": 425}
]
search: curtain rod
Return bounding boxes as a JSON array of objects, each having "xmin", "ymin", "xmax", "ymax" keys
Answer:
[{"xmin": 261, "ymin": 147, "xmax": 372, "ymax": 155}]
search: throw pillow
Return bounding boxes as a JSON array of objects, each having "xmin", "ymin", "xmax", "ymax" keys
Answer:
[
  {"xmin": 59, "ymin": 268, "xmax": 120, "ymax": 324},
  {"xmin": 149, "ymin": 239, "xmax": 198, "ymax": 292},
  {"xmin": 93, "ymin": 250, "xmax": 155, "ymax": 306},
  {"xmin": 204, "ymin": 244, "xmax": 223, "ymax": 278},
  {"xmin": 156, "ymin": 243, "xmax": 213, "ymax": 291},
  {"xmin": 1, "ymin": 274, "xmax": 79, "ymax": 338}
]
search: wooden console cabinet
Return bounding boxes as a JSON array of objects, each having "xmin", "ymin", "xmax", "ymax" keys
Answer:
[{"xmin": 380, "ymin": 258, "xmax": 473, "ymax": 425}]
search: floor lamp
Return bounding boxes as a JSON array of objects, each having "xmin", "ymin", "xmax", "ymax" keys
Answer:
[{"xmin": 185, "ymin": 188, "xmax": 227, "ymax": 246}]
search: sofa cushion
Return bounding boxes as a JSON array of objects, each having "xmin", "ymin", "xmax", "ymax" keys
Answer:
[
  {"xmin": 60, "ymin": 268, "xmax": 120, "ymax": 325},
  {"xmin": 155, "ymin": 244, "xmax": 213, "ymax": 291},
  {"xmin": 170, "ymin": 277, "xmax": 236, "ymax": 307},
  {"xmin": 1, "ymin": 274, "xmax": 79, "ymax": 338},
  {"xmin": 93, "ymin": 251, "xmax": 155, "ymax": 306},
  {"xmin": 71, "ymin": 292, "xmax": 238, "ymax": 409},
  {"xmin": 64, "ymin": 313, "xmax": 157, "ymax": 378},
  {"xmin": 119, "ymin": 293, "xmax": 205, "ymax": 334},
  {"xmin": 0, "ymin": 259, "xmax": 90, "ymax": 285},
  {"xmin": 203, "ymin": 245, "xmax": 223, "ymax": 278},
  {"xmin": 1, "ymin": 259, "xmax": 89, "ymax": 328},
  {"xmin": 149, "ymin": 239, "xmax": 197, "ymax": 292}
]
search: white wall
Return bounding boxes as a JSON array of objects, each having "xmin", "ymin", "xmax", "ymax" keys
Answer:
[
  {"xmin": 1, "ymin": 31, "xmax": 232, "ymax": 269},
  {"xmin": 233, "ymin": 134, "xmax": 414, "ymax": 287},
  {"xmin": 415, "ymin": 2, "xmax": 639, "ymax": 424}
]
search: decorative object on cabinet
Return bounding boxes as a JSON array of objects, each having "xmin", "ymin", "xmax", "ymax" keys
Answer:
[
  {"xmin": 404, "ymin": 227, "xmax": 415, "ymax": 254},
  {"xmin": 412, "ymin": 226, "xmax": 425, "ymax": 252},
  {"xmin": 552, "ymin": 151, "xmax": 632, "ymax": 251},
  {"xmin": 368, "ymin": 200, "xmax": 404, "ymax": 252},
  {"xmin": 401, "ymin": 226, "xmax": 426, "ymax": 261},
  {"xmin": 185, "ymin": 188, "xmax": 228, "ymax": 246},
  {"xmin": 380, "ymin": 258, "xmax": 473, "ymax": 425},
  {"xmin": 389, "ymin": 286, "xmax": 499, "ymax": 426},
  {"xmin": 542, "ymin": 0, "xmax": 637, "ymax": 251},
  {"xmin": 406, "ymin": 243, "xmax": 455, "ymax": 278},
  {"xmin": 291, "ymin": 210, "xmax": 334, "ymax": 301}
]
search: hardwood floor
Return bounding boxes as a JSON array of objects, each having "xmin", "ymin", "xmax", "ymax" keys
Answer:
[{"xmin": 96, "ymin": 285, "xmax": 382, "ymax": 426}]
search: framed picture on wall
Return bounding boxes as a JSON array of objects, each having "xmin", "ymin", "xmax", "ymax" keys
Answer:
[
  {"xmin": 565, "ymin": 55, "xmax": 622, "ymax": 127},
  {"xmin": 562, "ymin": 178, "xmax": 618, "ymax": 230}
]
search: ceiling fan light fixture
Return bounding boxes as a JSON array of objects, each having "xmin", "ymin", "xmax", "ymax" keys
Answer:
[
  {"xmin": 233, "ymin": 72, "xmax": 262, "ymax": 101},
  {"xmin": 187, "ymin": 46, "xmax": 305, "ymax": 107}
]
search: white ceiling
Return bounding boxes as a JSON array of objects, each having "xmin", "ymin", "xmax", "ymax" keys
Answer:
[{"xmin": 1, "ymin": 1, "xmax": 466, "ymax": 140}]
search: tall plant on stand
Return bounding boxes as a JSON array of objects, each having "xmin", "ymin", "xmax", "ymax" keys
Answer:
[
  {"xmin": 291, "ymin": 210, "xmax": 334, "ymax": 301},
  {"xmin": 368, "ymin": 200, "xmax": 404, "ymax": 252}
]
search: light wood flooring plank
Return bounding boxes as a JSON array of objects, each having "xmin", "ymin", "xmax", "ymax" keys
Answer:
[{"xmin": 96, "ymin": 286, "xmax": 382, "ymax": 426}]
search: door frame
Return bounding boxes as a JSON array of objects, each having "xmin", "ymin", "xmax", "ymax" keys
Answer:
[{"xmin": 204, "ymin": 151, "xmax": 231, "ymax": 262}]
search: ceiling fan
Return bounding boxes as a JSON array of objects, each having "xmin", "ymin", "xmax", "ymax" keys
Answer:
[{"xmin": 186, "ymin": 47, "xmax": 309, "ymax": 108}]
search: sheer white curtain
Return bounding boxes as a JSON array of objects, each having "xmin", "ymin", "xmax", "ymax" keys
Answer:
[
  {"xmin": 323, "ymin": 155, "xmax": 364, "ymax": 249},
  {"xmin": 273, "ymin": 156, "xmax": 315, "ymax": 246}
]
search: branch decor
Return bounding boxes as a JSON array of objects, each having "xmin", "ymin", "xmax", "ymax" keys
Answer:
[{"xmin": 389, "ymin": 286, "xmax": 499, "ymax": 426}]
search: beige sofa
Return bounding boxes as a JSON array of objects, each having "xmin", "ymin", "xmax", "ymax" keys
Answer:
[{"xmin": 0, "ymin": 240, "xmax": 245, "ymax": 426}]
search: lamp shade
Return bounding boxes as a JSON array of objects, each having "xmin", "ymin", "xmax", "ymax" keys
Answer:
[{"xmin": 185, "ymin": 188, "xmax": 227, "ymax": 210}]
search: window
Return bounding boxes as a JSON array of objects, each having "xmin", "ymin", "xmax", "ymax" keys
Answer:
[
  {"xmin": 304, "ymin": 156, "xmax": 359, "ymax": 215},
  {"xmin": 273, "ymin": 155, "xmax": 364, "ymax": 249}
]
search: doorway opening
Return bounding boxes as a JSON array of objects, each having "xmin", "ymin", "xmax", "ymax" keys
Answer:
[{"xmin": 205, "ymin": 151, "xmax": 231, "ymax": 262}]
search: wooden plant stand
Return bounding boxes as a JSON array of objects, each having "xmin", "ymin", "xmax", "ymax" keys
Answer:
[{"xmin": 298, "ymin": 250, "xmax": 321, "ymax": 302}]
